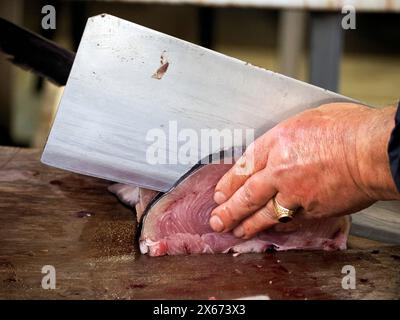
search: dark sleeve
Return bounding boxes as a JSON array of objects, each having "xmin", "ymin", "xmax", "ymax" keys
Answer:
[{"xmin": 388, "ymin": 102, "xmax": 400, "ymax": 191}]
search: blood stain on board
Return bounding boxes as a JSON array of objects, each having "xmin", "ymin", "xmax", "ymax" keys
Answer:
[
  {"xmin": 75, "ymin": 211, "xmax": 95, "ymax": 218},
  {"xmin": 126, "ymin": 283, "xmax": 147, "ymax": 289},
  {"xmin": 49, "ymin": 179, "xmax": 62, "ymax": 186}
]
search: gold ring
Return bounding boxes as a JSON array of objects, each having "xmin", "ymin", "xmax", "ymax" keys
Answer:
[{"xmin": 273, "ymin": 197, "xmax": 296, "ymax": 223}]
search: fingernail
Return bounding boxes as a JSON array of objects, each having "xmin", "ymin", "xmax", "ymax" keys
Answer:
[
  {"xmin": 233, "ymin": 226, "xmax": 244, "ymax": 238},
  {"xmin": 210, "ymin": 215, "xmax": 224, "ymax": 232},
  {"xmin": 214, "ymin": 191, "xmax": 227, "ymax": 204}
]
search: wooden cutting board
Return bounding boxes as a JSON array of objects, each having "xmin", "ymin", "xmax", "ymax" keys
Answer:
[{"xmin": 0, "ymin": 147, "xmax": 399, "ymax": 299}]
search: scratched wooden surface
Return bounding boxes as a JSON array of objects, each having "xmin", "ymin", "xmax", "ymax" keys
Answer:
[{"xmin": 0, "ymin": 147, "xmax": 400, "ymax": 300}]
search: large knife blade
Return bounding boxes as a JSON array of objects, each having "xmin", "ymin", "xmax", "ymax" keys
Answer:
[{"xmin": 41, "ymin": 14, "xmax": 355, "ymax": 192}]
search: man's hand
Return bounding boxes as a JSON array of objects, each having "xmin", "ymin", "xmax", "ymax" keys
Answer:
[{"xmin": 209, "ymin": 103, "xmax": 400, "ymax": 239}]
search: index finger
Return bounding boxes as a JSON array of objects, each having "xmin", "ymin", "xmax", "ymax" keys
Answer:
[
  {"xmin": 213, "ymin": 134, "xmax": 271, "ymax": 204},
  {"xmin": 210, "ymin": 167, "xmax": 276, "ymax": 232}
]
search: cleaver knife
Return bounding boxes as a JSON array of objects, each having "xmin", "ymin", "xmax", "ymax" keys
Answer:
[
  {"xmin": 39, "ymin": 14, "xmax": 355, "ymax": 192},
  {"xmin": 5, "ymin": 15, "xmax": 400, "ymax": 246}
]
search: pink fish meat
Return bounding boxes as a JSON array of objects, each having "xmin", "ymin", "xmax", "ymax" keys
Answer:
[{"xmin": 109, "ymin": 159, "xmax": 350, "ymax": 257}]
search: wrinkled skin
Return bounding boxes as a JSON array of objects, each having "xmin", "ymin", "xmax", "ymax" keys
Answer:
[{"xmin": 210, "ymin": 103, "xmax": 400, "ymax": 239}]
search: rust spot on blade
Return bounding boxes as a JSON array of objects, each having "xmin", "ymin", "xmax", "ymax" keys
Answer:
[{"xmin": 152, "ymin": 51, "xmax": 169, "ymax": 80}]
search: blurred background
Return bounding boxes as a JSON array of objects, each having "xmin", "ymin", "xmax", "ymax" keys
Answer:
[{"xmin": 0, "ymin": 0, "xmax": 399, "ymax": 148}]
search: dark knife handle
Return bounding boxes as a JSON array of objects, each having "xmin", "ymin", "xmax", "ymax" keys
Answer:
[{"xmin": 0, "ymin": 17, "xmax": 75, "ymax": 86}]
